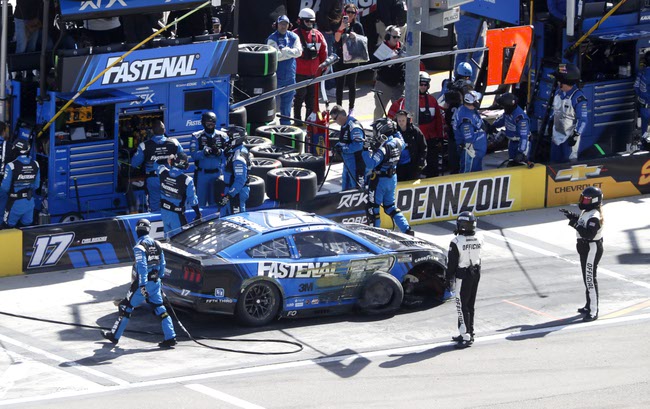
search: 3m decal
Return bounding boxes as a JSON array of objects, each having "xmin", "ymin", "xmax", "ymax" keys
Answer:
[{"xmin": 28, "ymin": 233, "xmax": 75, "ymax": 269}]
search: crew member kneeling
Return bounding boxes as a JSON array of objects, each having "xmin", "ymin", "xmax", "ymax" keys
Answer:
[
  {"xmin": 447, "ymin": 211, "xmax": 483, "ymax": 349},
  {"xmin": 560, "ymin": 187, "xmax": 604, "ymax": 322},
  {"xmin": 362, "ymin": 118, "xmax": 414, "ymax": 236},
  {"xmin": 102, "ymin": 219, "xmax": 177, "ymax": 348},
  {"xmin": 158, "ymin": 152, "xmax": 201, "ymax": 238}
]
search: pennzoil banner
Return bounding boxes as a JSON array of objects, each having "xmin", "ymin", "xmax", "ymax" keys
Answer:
[
  {"xmin": 546, "ymin": 152, "xmax": 650, "ymax": 207},
  {"xmin": 393, "ymin": 165, "xmax": 546, "ymax": 225}
]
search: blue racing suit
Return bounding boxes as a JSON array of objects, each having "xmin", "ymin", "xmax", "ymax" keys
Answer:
[
  {"xmin": 336, "ymin": 116, "xmax": 366, "ymax": 191},
  {"xmin": 131, "ymin": 135, "xmax": 183, "ymax": 212},
  {"xmin": 268, "ymin": 30, "xmax": 302, "ymax": 125},
  {"xmin": 2, "ymin": 155, "xmax": 40, "ymax": 228},
  {"xmin": 158, "ymin": 165, "xmax": 199, "ymax": 238},
  {"xmin": 190, "ymin": 129, "xmax": 228, "ymax": 206},
  {"xmin": 634, "ymin": 66, "xmax": 650, "ymax": 135},
  {"xmin": 0, "ymin": 136, "xmax": 10, "ymax": 218},
  {"xmin": 493, "ymin": 105, "xmax": 531, "ymax": 162},
  {"xmin": 111, "ymin": 235, "xmax": 176, "ymax": 342},
  {"xmin": 454, "ymin": 14, "xmax": 486, "ymax": 83},
  {"xmin": 549, "ymin": 86, "xmax": 588, "ymax": 163},
  {"xmin": 362, "ymin": 134, "xmax": 411, "ymax": 233},
  {"xmin": 220, "ymin": 145, "xmax": 251, "ymax": 216},
  {"xmin": 453, "ymin": 105, "xmax": 487, "ymax": 173}
]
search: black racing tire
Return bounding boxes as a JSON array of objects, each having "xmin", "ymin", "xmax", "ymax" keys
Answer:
[
  {"xmin": 265, "ymin": 167, "xmax": 318, "ymax": 202},
  {"xmin": 278, "ymin": 153, "xmax": 326, "ymax": 185},
  {"xmin": 245, "ymin": 98, "xmax": 276, "ymax": 123},
  {"xmin": 250, "ymin": 157, "xmax": 282, "ymax": 179},
  {"xmin": 250, "ymin": 144, "xmax": 298, "ymax": 159},
  {"xmin": 236, "ymin": 280, "xmax": 281, "ymax": 327},
  {"xmin": 233, "ymin": 73, "xmax": 277, "ymax": 102},
  {"xmin": 255, "ymin": 125, "xmax": 304, "ymax": 151},
  {"xmin": 229, "ymin": 106, "xmax": 247, "ymax": 128},
  {"xmin": 357, "ymin": 272, "xmax": 404, "ymax": 315},
  {"xmin": 247, "ymin": 175, "xmax": 266, "ymax": 208},
  {"xmin": 244, "ymin": 136, "xmax": 273, "ymax": 150},
  {"xmin": 238, "ymin": 44, "xmax": 278, "ymax": 77},
  {"xmin": 328, "ymin": 130, "xmax": 342, "ymax": 163}
]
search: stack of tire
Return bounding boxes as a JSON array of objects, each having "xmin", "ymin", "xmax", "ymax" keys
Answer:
[
  {"xmin": 235, "ymin": 44, "xmax": 278, "ymax": 134},
  {"xmin": 248, "ymin": 143, "xmax": 323, "ymax": 204},
  {"xmin": 255, "ymin": 124, "xmax": 305, "ymax": 153}
]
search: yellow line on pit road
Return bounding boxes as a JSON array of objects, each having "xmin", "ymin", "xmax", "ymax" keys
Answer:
[
  {"xmin": 600, "ymin": 299, "xmax": 650, "ymax": 320},
  {"xmin": 502, "ymin": 299, "xmax": 560, "ymax": 320}
]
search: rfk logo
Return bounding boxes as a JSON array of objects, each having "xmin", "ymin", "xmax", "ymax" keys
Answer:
[{"xmin": 80, "ymin": 0, "xmax": 127, "ymax": 10}]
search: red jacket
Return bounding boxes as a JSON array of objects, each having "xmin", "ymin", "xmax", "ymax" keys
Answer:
[
  {"xmin": 388, "ymin": 93, "xmax": 445, "ymax": 140},
  {"xmin": 293, "ymin": 28, "xmax": 328, "ymax": 77}
]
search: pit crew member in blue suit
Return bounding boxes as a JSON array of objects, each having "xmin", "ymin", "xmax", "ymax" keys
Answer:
[
  {"xmin": 549, "ymin": 63, "xmax": 588, "ymax": 163},
  {"xmin": 190, "ymin": 111, "xmax": 229, "ymax": 206},
  {"xmin": 267, "ymin": 15, "xmax": 302, "ymax": 125},
  {"xmin": 1, "ymin": 138, "xmax": 39, "ymax": 228},
  {"xmin": 102, "ymin": 219, "xmax": 177, "ymax": 348},
  {"xmin": 493, "ymin": 93, "xmax": 531, "ymax": 163},
  {"xmin": 158, "ymin": 152, "xmax": 201, "ymax": 238},
  {"xmin": 131, "ymin": 120, "xmax": 183, "ymax": 212},
  {"xmin": 362, "ymin": 118, "xmax": 414, "ymax": 236},
  {"xmin": 331, "ymin": 105, "xmax": 365, "ymax": 191},
  {"xmin": 452, "ymin": 90, "xmax": 487, "ymax": 173},
  {"xmin": 634, "ymin": 52, "xmax": 650, "ymax": 141},
  {"xmin": 219, "ymin": 129, "xmax": 251, "ymax": 216}
]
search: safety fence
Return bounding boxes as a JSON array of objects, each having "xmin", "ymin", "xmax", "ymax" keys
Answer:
[{"xmin": 1, "ymin": 151, "xmax": 649, "ymax": 277}]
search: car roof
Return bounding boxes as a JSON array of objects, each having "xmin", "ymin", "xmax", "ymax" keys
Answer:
[{"xmin": 224, "ymin": 209, "xmax": 336, "ymax": 234}]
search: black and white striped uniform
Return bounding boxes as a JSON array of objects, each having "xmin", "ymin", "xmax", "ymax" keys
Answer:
[
  {"xmin": 574, "ymin": 208, "xmax": 604, "ymax": 319},
  {"xmin": 447, "ymin": 233, "xmax": 484, "ymax": 341}
]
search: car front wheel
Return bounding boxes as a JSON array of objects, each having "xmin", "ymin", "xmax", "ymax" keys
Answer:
[{"xmin": 236, "ymin": 281, "xmax": 281, "ymax": 326}]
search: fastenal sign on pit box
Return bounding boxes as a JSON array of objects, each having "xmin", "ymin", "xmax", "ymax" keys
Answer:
[{"xmin": 393, "ymin": 165, "xmax": 547, "ymax": 225}]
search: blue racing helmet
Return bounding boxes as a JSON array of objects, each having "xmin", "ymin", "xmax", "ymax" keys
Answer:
[{"xmin": 456, "ymin": 62, "xmax": 473, "ymax": 78}]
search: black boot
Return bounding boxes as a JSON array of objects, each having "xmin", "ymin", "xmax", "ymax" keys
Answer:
[
  {"xmin": 101, "ymin": 330, "xmax": 118, "ymax": 345},
  {"xmin": 159, "ymin": 338, "xmax": 177, "ymax": 348}
]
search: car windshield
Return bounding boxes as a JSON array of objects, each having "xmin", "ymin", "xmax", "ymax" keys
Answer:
[
  {"xmin": 341, "ymin": 224, "xmax": 403, "ymax": 251},
  {"xmin": 170, "ymin": 218, "xmax": 256, "ymax": 254}
]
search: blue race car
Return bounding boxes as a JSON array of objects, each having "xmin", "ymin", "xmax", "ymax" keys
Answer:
[{"xmin": 162, "ymin": 209, "xmax": 447, "ymax": 326}]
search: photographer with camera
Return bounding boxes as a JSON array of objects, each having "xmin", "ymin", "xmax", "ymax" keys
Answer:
[{"xmin": 446, "ymin": 211, "xmax": 483, "ymax": 349}]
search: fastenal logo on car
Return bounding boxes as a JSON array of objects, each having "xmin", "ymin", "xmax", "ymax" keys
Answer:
[
  {"xmin": 555, "ymin": 164, "xmax": 602, "ymax": 182},
  {"xmin": 102, "ymin": 55, "xmax": 198, "ymax": 85}
]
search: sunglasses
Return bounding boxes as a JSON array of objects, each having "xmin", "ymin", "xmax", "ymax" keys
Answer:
[
  {"xmin": 391, "ymin": 35, "xmax": 400, "ymax": 39},
  {"xmin": 346, "ymin": 10, "xmax": 357, "ymax": 14}
]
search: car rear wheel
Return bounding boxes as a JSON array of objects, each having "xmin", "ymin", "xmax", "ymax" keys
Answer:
[
  {"xmin": 357, "ymin": 272, "xmax": 404, "ymax": 315},
  {"xmin": 236, "ymin": 281, "xmax": 281, "ymax": 326}
]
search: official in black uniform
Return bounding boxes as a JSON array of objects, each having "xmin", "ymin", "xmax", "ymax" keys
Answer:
[
  {"xmin": 560, "ymin": 186, "xmax": 604, "ymax": 322},
  {"xmin": 446, "ymin": 211, "xmax": 483, "ymax": 349}
]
